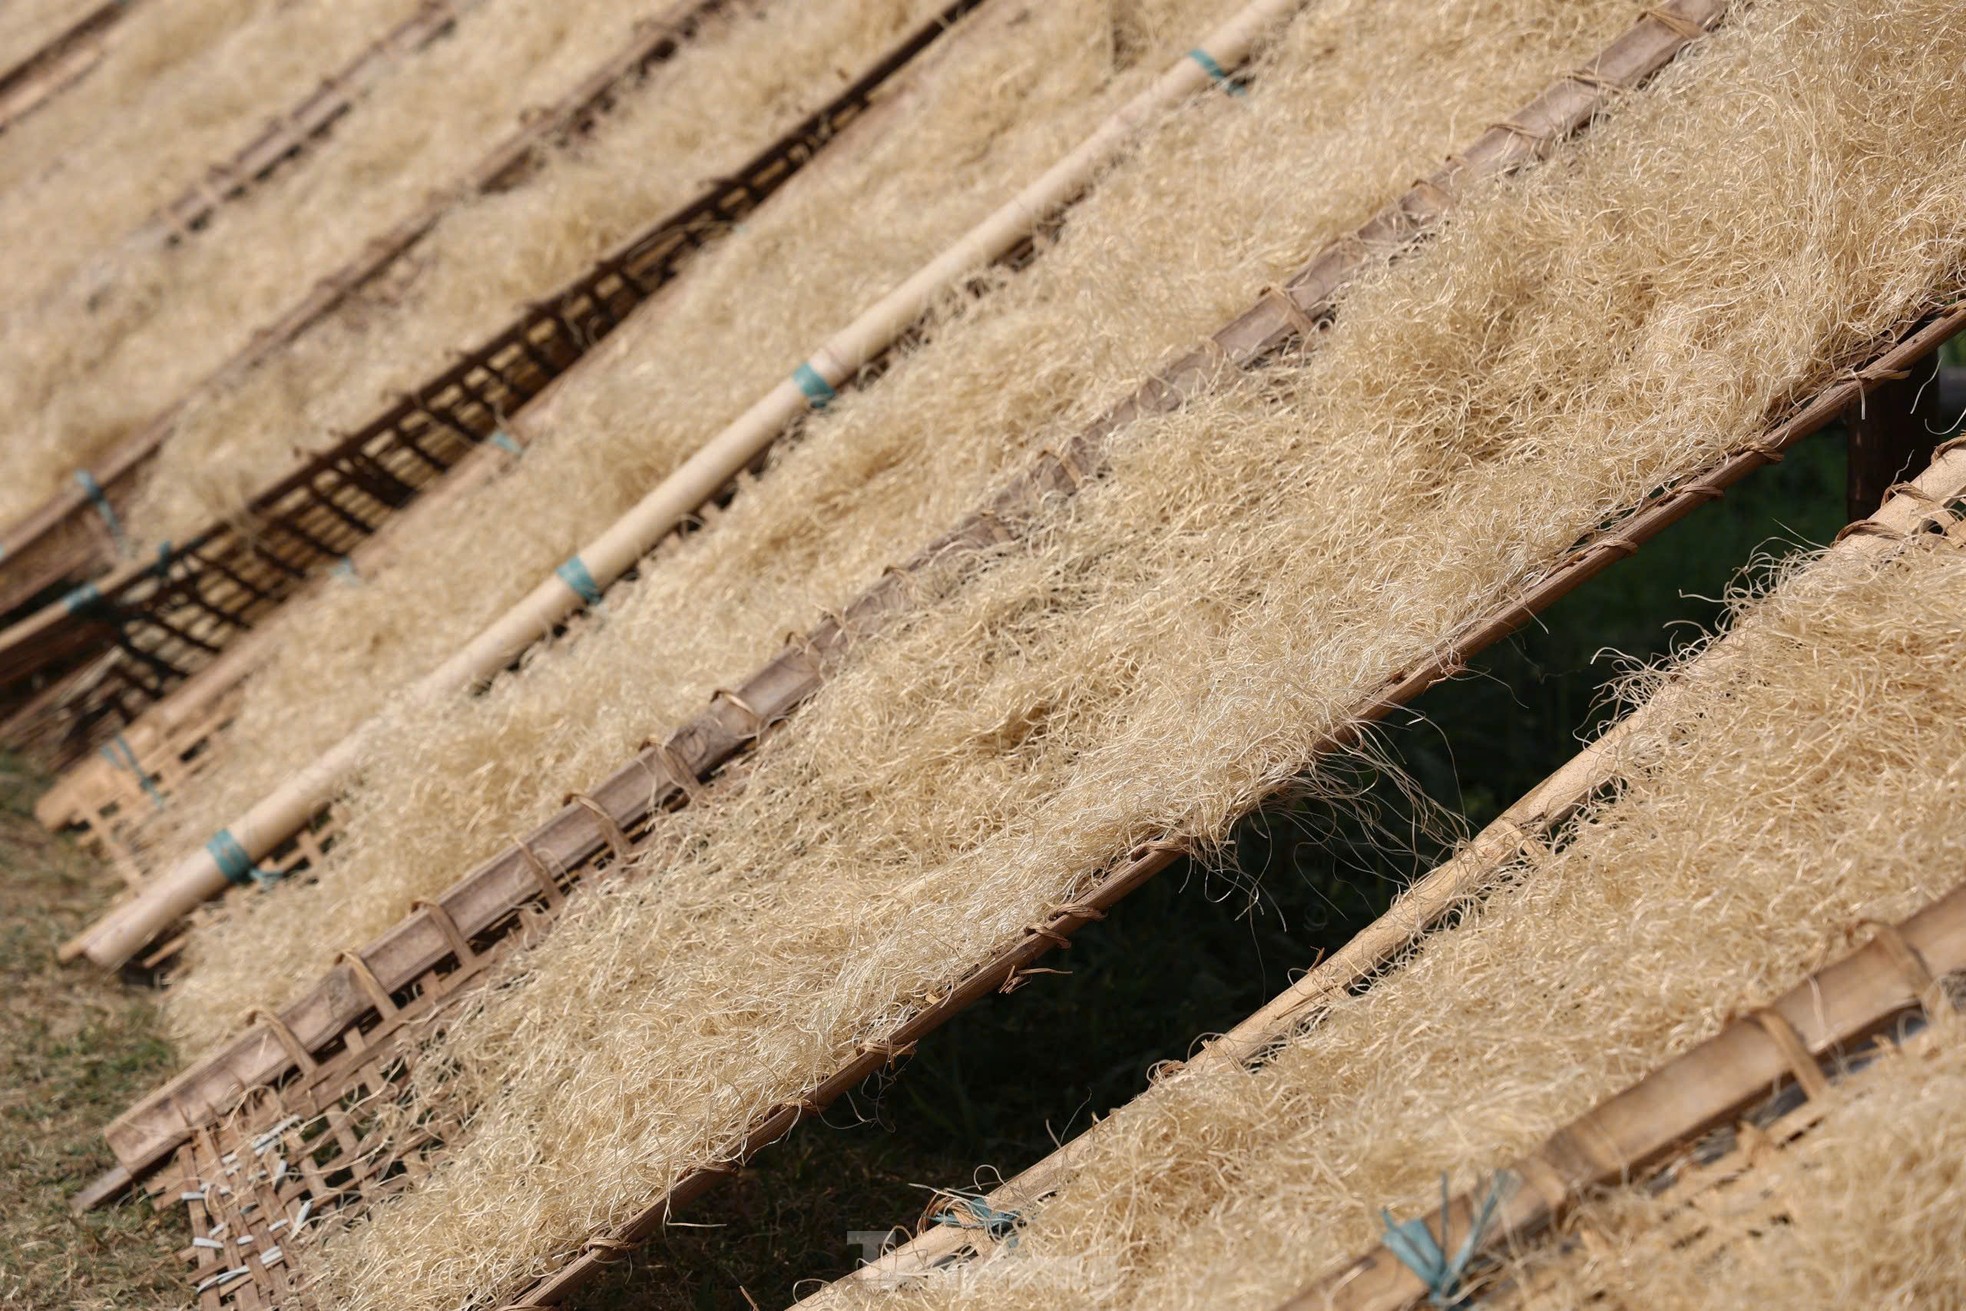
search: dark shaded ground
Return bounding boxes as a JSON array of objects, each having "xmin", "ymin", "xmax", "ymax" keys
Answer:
[{"xmin": 0, "ymin": 422, "xmax": 1901, "ymax": 1310}]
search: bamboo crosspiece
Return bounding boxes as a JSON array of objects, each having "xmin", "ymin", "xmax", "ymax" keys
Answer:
[
  {"xmin": 0, "ymin": 0, "xmax": 729, "ymax": 645},
  {"xmin": 0, "ymin": 0, "xmax": 988, "ymax": 774},
  {"xmin": 66, "ymin": 0, "xmax": 1323, "ymax": 971}
]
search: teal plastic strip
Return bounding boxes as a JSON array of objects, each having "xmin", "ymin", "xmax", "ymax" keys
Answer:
[
  {"xmin": 930, "ymin": 1194, "xmax": 1022, "ymax": 1245},
  {"xmin": 74, "ymin": 469, "xmax": 126, "ymax": 546},
  {"xmin": 487, "ymin": 429, "xmax": 522, "ymax": 456},
  {"xmin": 1379, "ymin": 1173, "xmax": 1509, "ymax": 1307},
  {"xmin": 1186, "ymin": 47, "xmax": 1245, "ymax": 95},
  {"xmin": 555, "ymin": 555, "xmax": 605, "ymax": 608},
  {"xmin": 332, "ymin": 557, "xmax": 360, "ymax": 585},
  {"xmin": 792, "ymin": 361, "xmax": 838, "ymax": 410},
  {"xmin": 101, "ymin": 733, "xmax": 165, "ymax": 810},
  {"xmin": 206, "ymin": 829, "xmax": 273, "ymax": 888},
  {"xmin": 62, "ymin": 581, "xmax": 104, "ymax": 616}
]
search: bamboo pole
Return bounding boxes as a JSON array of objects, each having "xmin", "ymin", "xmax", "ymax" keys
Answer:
[
  {"xmin": 840, "ymin": 441, "xmax": 1966, "ymax": 1287},
  {"xmin": 0, "ymin": 0, "xmax": 130, "ymax": 134},
  {"xmin": 69, "ymin": 0, "xmax": 1309, "ymax": 970}
]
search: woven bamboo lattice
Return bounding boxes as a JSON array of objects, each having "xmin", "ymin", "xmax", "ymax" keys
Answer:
[
  {"xmin": 0, "ymin": 0, "xmax": 983, "ymax": 768},
  {"xmin": 0, "ymin": 0, "xmax": 729, "ymax": 637},
  {"xmin": 0, "ymin": 0, "xmax": 131, "ymax": 134},
  {"xmin": 839, "ymin": 463, "xmax": 1966, "ymax": 1288},
  {"xmin": 148, "ymin": 0, "xmax": 466, "ymax": 243},
  {"xmin": 1482, "ymin": 1071, "xmax": 1882, "ymax": 1310},
  {"xmin": 1287, "ymin": 869, "xmax": 1966, "ymax": 1311}
]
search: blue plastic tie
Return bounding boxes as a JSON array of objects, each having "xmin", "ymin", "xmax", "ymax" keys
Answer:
[
  {"xmin": 487, "ymin": 429, "xmax": 523, "ymax": 456},
  {"xmin": 62, "ymin": 581, "xmax": 104, "ymax": 616},
  {"xmin": 75, "ymin": 469, "xmax": 126, "ymax": 547},
  {"xmin": 1380, "ymin": 1173, "xmax": 1509, "ymax": 1307},
  {"xmin": 100, "ymin": 733, "xmax": 166, "ymax": 810},
  {"xmin": 792, "ymin": 361, "xmax": 838, "ymax": 410},
  {"xmin": 1187, "ymin": 47, "xmax": 1245, "ymax": 96},
  {"xmin": 556, "ymin": 555, "xmax": 605, "ymax": 608},
  {"xmin": 332, "ymin": 557, "xmax": 361, "ymax": 585},
  {"xmin": 930, "ymin": 1194, "xmax": 1022, "ymax": 1244},
  {"xmin": 206, "ymin": 829, "xmax": 276, "ymax": 888}
]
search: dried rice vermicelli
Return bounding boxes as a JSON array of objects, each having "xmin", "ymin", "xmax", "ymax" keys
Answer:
[
  {"xmin": 0, "ymin": 0, "xmax": 707, "ymax": 531},
  {"xmin": 817, "ymin": 526, "xmax": 1966, "ymax": 1310},
  {"xmin": 128, "ymin": 0, "xmax": 962, "ymax": 540},
  {"xmin": 302, "ymin": 1, "xmax": 1966, "ymax": 1306}
]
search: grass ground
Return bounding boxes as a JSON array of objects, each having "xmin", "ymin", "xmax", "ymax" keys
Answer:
[
  {"xmin": 0, "ymin": 761, "xmax": 184, "ymax": 1309},
  {"xmin": 0, "ymin": 423, "xmax": 1890, "ymax": 1309}
]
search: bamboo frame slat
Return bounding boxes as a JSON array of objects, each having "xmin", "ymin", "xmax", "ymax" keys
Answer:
[
  {"xmin": 1286, "ymin": 875, "xmax": 1966, "ymax": 1311},
  {"xmin": 0, "ymin": 0, "xmax": 131, "ymax": 135},
  {"xmin": 73, "ymin": 0, "xmax": 1714, "ymax": 972},
  {"xmin": 97, "ymin": 0, "xmax": 1745, "ymax": 1185},
  {"xmin": 0, "ymin": 0, "xmax": 728, "ymax": 640},
  {"xmin": 0, "ymin": 0, "xmax": 985, "ymax": 772},
  {"xmin": 147, "ymin": 0, "xmax": 466, "ymax": 243},
  {"xmin": 839, "ymin": 454, "xmax": 1966, "ymax": 1286}
]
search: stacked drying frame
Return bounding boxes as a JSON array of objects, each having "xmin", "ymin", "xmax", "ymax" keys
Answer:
[
  {"xmin": 19, "ymin": 0, "xmax": 989, "ymax": 900},
  {"xmin": 0, "ymin": 0, "xmax": 727, "ymax": 645},
  {"xmin": 80, "ymin": 6, "xmax": 1866, "ymax": 1303},
  {"xmin": 61, "ymin": 0, "xmax": 1306, "ymax": 971},
  {"xmin": 823, "ymin": 455, "xmax": 1966, "ymax": 1296}
]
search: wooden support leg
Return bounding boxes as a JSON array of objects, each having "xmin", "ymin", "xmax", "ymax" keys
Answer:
[{"xmin": 1846, "ymin": 360, "xmax": 1946, "ymax": 522}]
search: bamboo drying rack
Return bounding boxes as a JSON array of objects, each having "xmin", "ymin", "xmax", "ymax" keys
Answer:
[
  {"xmin": 839, "ymin": 454, "xmax": 1966, "ymax": 1286},
  {"xmin": 1288, "ymin": 870, "xmax": 1966, "ymax": 1311},
  {"xmin": 139, "ymin": 411, "xmax": 1966, "ymax": 1311},
  {"xmin": 88, "ymin": 9, "xmax": 1881, "ymax": 1300},
  {"xmin": 0, "ymin": 0, "xmax": 132, "ymax": 134},
  {"xmin": 0, "ymin": 0, "xmax": 728, "ymax": 638},
  {"xmin": 96, "ymin": 0, "xmax": 1737, "ymax": 1195},
  {"xmin": 0, "ymin": 0, "xmax": 988, "ymax": 776}
]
